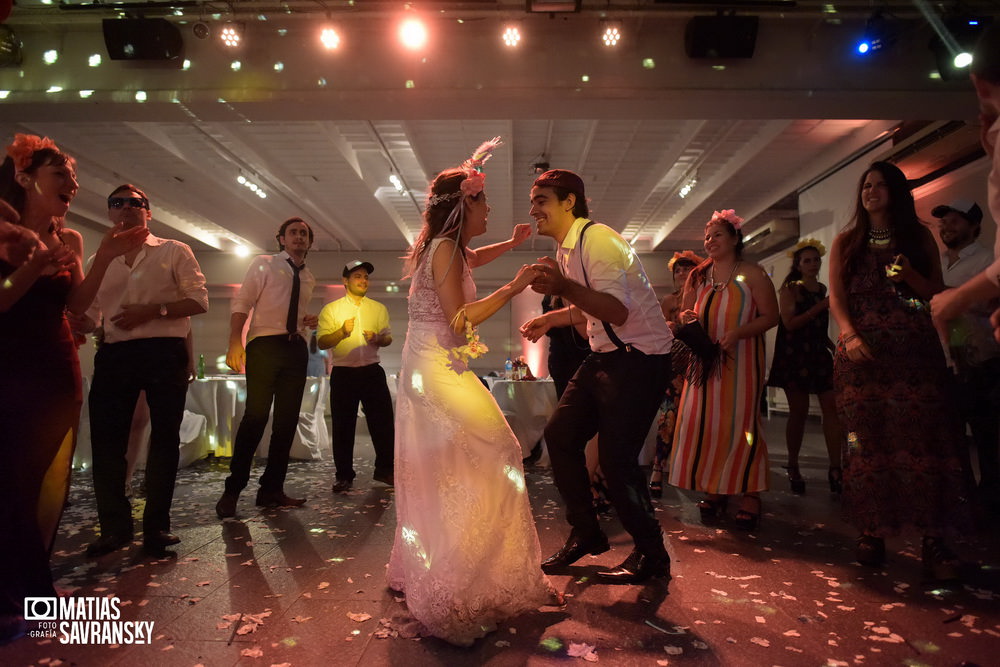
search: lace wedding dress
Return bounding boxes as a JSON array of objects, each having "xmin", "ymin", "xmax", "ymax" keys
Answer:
[{"xmin": 387, "ymin": 238, "xmax": 550, "ymax": 646}]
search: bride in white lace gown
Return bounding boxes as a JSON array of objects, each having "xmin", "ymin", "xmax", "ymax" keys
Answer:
[{"xmin": 387, "ymin": 142, "xmax": 551, "ymax": 646}]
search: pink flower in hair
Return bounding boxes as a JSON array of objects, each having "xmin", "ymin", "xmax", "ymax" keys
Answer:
[
  {"xmin": 5, "ymin": 133, "xmax": 60, "ymax": 171},
  {"xmin": 460, "ymin": 170, "xmax": 486, "ymax": 197},
  {"xmin": 710, "ymin": 209, "xmax": 744, "ymax": 230}
]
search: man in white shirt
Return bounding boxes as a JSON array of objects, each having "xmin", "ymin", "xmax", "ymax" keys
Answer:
[
  {"xmin": 85, "ymin": 185, "xmax": 208, "ymax": 557},
  {"xmin": 216, "ymin": 218, "xmax": 318, "ymax": 518},
  {"xmin": 520, "ymin": 169, "xmax": 673, "ymax": 584},
  {"xmin": 935, "ymin": 199, "xmax": 1000, "ymax": 510},
  {"xmin": 318, "ymin": 260, "xmax": 395, "ymax": 493}
]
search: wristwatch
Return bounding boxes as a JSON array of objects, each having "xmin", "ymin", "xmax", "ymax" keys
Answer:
[{"xmin": 158, "ymin": 303, "xmax": 168, "ymax": 318}]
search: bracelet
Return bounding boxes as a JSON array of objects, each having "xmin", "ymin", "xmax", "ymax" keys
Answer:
[{"xmin": 841, "ymin": 333, "xmax": 858, "ymax": 344}]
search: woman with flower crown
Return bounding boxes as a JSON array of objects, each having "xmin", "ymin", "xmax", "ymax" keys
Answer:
[
  {"xmin": 766, "ymin": 239, "xmax": 844, "ymax": 496},
  {"xmin": 668, "ymin": 210, "xmax": 778, "ymax": 531},
  {"xmin": 387, "ymin": 138, "xmax": 552, "ymax": 646},
  {"xmin": 0, "ymin": 134, "xmax": 145, "ymax": 642}
]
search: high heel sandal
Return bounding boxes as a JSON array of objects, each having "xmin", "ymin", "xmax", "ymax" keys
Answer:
[
  {"xmin": 855, "ymin": 534, "xmax": 885, "ymax": 567},
  {"xmin": 733, "ymin": 495, "xmax": 761, "ymax": 531},
  {"xmin": 828, "ymin": 467, "xmax": 843, "ymax": 494},
  {"xmin": 783, "ymin": 465, "xmax": 806, "ymax": 495},
  {"xmin": 921, "ymin": 536, "xmax": 959, "ymax": 582},
  {"xmin": 697, "ymin": 495, "xmax": 728, "ymax": 523},
  {"xmin": 649, "ymin": 470, "xmax": 663, "ymax": 498}
]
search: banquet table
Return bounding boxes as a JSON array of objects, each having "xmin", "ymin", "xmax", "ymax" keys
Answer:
[
  {"xmin": 487, "ymin": 378, "xmax": 558, "ymax": 455},
  {"xmin": 74, "ymin": 375, "xmax": 331, "ymax": 470}
]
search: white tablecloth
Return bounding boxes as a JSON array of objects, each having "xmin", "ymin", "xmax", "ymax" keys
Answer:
[
  {"xmin": 74, "ymin": 375, "xmax": 331, "ymax": 470},
  {"xmin": 487, "ymin": 378, "xmax": 558, "ymax": 454}
]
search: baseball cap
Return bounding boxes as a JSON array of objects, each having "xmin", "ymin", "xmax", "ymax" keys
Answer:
[
  {"xmin": 931, "ymin": 199, "xmax": 983, "ymax": 225},
  {"xmin": 532, "ymin": 169, "xmax": 586, "ymax": 200},
  {"xmin": 343, "ymin": 260, "xmax": 374, "ymax": 277}
]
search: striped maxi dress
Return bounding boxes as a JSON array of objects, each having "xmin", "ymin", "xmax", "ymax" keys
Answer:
[{"xmin": 668, "ymin": 273, "xmax": 770, "ymax": 494}]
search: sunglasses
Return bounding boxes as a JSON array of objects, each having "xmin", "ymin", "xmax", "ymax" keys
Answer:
[{"xmin": 108, "ymin": 196, "xmax": 149, "ymax": 210}]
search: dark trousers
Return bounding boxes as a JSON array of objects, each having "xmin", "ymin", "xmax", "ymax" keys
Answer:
[
  {"xmin": 225, "ymin": 335, "xmax": 307, "ymax": 495},
  {"xmin": 89, "ymin": 337, "xmax": 188, "ymax": 538},
  {"xmin": 329, "ymin": 363, "xmax": 395, "ymax": 481},
  {"xmin": 956, "ymin": 357, "xmax": 1000, "ymax": 488},
  {"xmin": 544, "ymin": 349, "xmax": 671, "ymax": 557}
]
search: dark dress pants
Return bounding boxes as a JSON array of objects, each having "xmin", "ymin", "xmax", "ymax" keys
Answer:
[
  {"xmin": 89, "ymin": 337, "xmax": 188, "ymax": 538},
  {"xmin": 329, "ymin": 363, "xmax": 395, "ymax": 481},
  {"xmin": 225, "ymin": 335, "xmax": 308, "ymax": 495},
  {"xmin": 544, "ymin": 349, "xmax": 672, "ymax": 557}
]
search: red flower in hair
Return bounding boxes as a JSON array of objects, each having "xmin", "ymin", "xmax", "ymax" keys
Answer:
[{"xmin": 5, "ymin": 133, "xmax": 59, "ymax": 171}]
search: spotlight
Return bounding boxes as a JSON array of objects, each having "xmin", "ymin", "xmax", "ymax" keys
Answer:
[
  {"xmin": 102, "ymin": 19, "xmax": 183, "ymax": 61},
  {"xmin": 601, "ymin": 22, "xmax": 622, "ymax": 47},
  {"xmin": 929, "ymin": 16, "xmax": 992, "ymax": 80},
  {"xmin": 193, "ymin": 22, "xmax": 210, "ymax": 40},
  {"xmin": 320, "ymin": 26, "xmax": 340, "ymax": 50},
  {"xmin": 502, "ymin": 25, "xmax": 521, "ymax": 48},
  {"xmin": 853, "ymin": 11, "xmax": 896, "ymax": 56},
  {"xmin": 399, "ymin": 18, "xmax": 427, "ymax": 50},
  {"xmin": 531, "ymin": 160, "xmax": 549, "ymax": 174},
  {"xmin": 220, "ymin": 22, "xmax": 244, "ymax": 48}
]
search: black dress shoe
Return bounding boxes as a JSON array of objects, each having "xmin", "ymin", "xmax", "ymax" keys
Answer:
[
  {"xmin": 255, "ymin": 489, "xmax": 306, "ymax": 508},
  {"xmin": 85, "ymin": 533, "xmax": 133, "ymax": 558},
  {"xmin": 216, "ymin": 492, "xmax": 239, "ymax": 519},
  {"xmin": 373, "ymin": 469, "xmax": 394, "ymax": 487},
  {"xmin": 332, "ymin": 478, "xmax": 353, "ymax": 494},
  {"xmin": 541, "ymin": 533, "xmax": 610, "ymax": 572},
  {"xmin": 143, "ymin": 531, "xmax": 180, "ymax": 555},
  {"xmin": 596, "ymin": 549, "xmax": 671, "ymax": 584}
]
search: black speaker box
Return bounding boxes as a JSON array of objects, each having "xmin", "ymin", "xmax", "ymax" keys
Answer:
[
  {"xmin": 684, "ymin": 16, "xmax": 758, "ymax": 59},
  {"xmin": 102, "ymin": 19, "xmax": 183, "ymax": 61}
]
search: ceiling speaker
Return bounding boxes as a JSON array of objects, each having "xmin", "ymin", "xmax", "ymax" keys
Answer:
[
  {"xmin": 685, "ymin": 16, "xmax": 758, "ymax": 59},
  {"xmin": 102, "ymin": 18, "xmax": 183, "ymax": 61}
]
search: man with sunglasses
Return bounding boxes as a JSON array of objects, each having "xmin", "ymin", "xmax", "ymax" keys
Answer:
[{"xmin": 83, "ymin": 184, "xmax": 208, "ymax": 557}]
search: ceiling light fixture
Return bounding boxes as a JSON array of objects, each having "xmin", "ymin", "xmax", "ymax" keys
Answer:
[
  {"xmin": 220, "ymin": 22, "xmax": 244, "ymax": 48},
  {"xmin": 928, "ymin": 15, "xmax": 992, "ymax": 80},
  {"xmin": 193, "ymin": 22, "xmax": 210, "ymax": 40},
  {"xmin": 601, "ymin": 22, "xmax": 622, "ymax": 47},
  {"xmin": 854, "ymin": 10, "xmax": 896, "ymax": 56},
  {"xmin": 399, "ymin": 18, "xmax": 428, "ymax": 50},
  {"xmin": 320, "ymin": 26, "xmax": 341, "ymax": 50},
  {"xmin": 389, "ymin": 173, "xmax": 407, "ymax": 195},
  {"xmin": 502, "ymin": 25, "xmax": 521, "ymax": 48}
]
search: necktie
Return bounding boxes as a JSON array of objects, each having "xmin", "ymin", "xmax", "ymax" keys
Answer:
[{"xmin": 286, "ymin": 258, "xmax": 302, "ymax": 337}]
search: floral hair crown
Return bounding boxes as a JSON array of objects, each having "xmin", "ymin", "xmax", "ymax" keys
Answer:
[
  {"xmin": 709, "ymin": 209, "xmax": 744, "ymax": 230},
  {"xmin": 668, "ymin": 250, "xmax": 705, "ymax": 272},
  {"xmin": 5, "ymin": 133, "xmax": 60, "ymax": 172},
  {"xmin": 788, "ymin": 238, "xmax": 826, "ymax": 258},
  {"xmin": 426, "ymin": 136, "xmax": 502, "ymax": 208}
]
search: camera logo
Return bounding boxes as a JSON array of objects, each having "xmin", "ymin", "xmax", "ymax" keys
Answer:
[{"xmin": 24, "ymin": 597, "xmax": 58, "ymax": 621}]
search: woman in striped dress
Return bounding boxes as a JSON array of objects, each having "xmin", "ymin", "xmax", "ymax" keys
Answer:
[{"xmin": 668, "ymin": 210, "xmax": 779, "ymax": 530}]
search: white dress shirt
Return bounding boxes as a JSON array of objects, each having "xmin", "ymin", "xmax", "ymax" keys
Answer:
[
  {"xmin": 942, "ymin": 242, "xmax": 994, "ymax": 287},
  {"xmin": 556, "ymin": 218, "xmax": 673, "ymax": 354},
  {"xmin": 89, "ymin": 234, "xmax": 208, "ymax": 344},
  {"xmin": 317, "ymin": 295, "xmax": 391, "ymax": 367},
  {"xmin": 232, "ymin": 251, "xmax": 316, "ymax": 343}
]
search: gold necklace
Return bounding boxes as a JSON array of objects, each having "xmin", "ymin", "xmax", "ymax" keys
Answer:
[
  {"xmin": 868, "ymin": 226, "xmax": 892, "ymax": 246},
  {"xmin": 710, "ymin": 261, "xmax": 740, "ymax": 292}
]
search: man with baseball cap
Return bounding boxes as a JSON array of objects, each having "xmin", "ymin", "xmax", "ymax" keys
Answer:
[
  {"xmin": 520, "ymin": 169, "xmax": 674, "ymax": 584},
  {"xmin": 318, "ymin": 260, "xmax": 394, "ymax": 493},
  {"xmin": 933, "ymin": 199, "xmax": 1000, "ymax": 512}
]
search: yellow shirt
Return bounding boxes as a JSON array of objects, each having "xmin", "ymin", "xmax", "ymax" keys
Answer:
[{"xmin": 317, "ymin": 295, "xmax": 391, "ymax": 367}]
